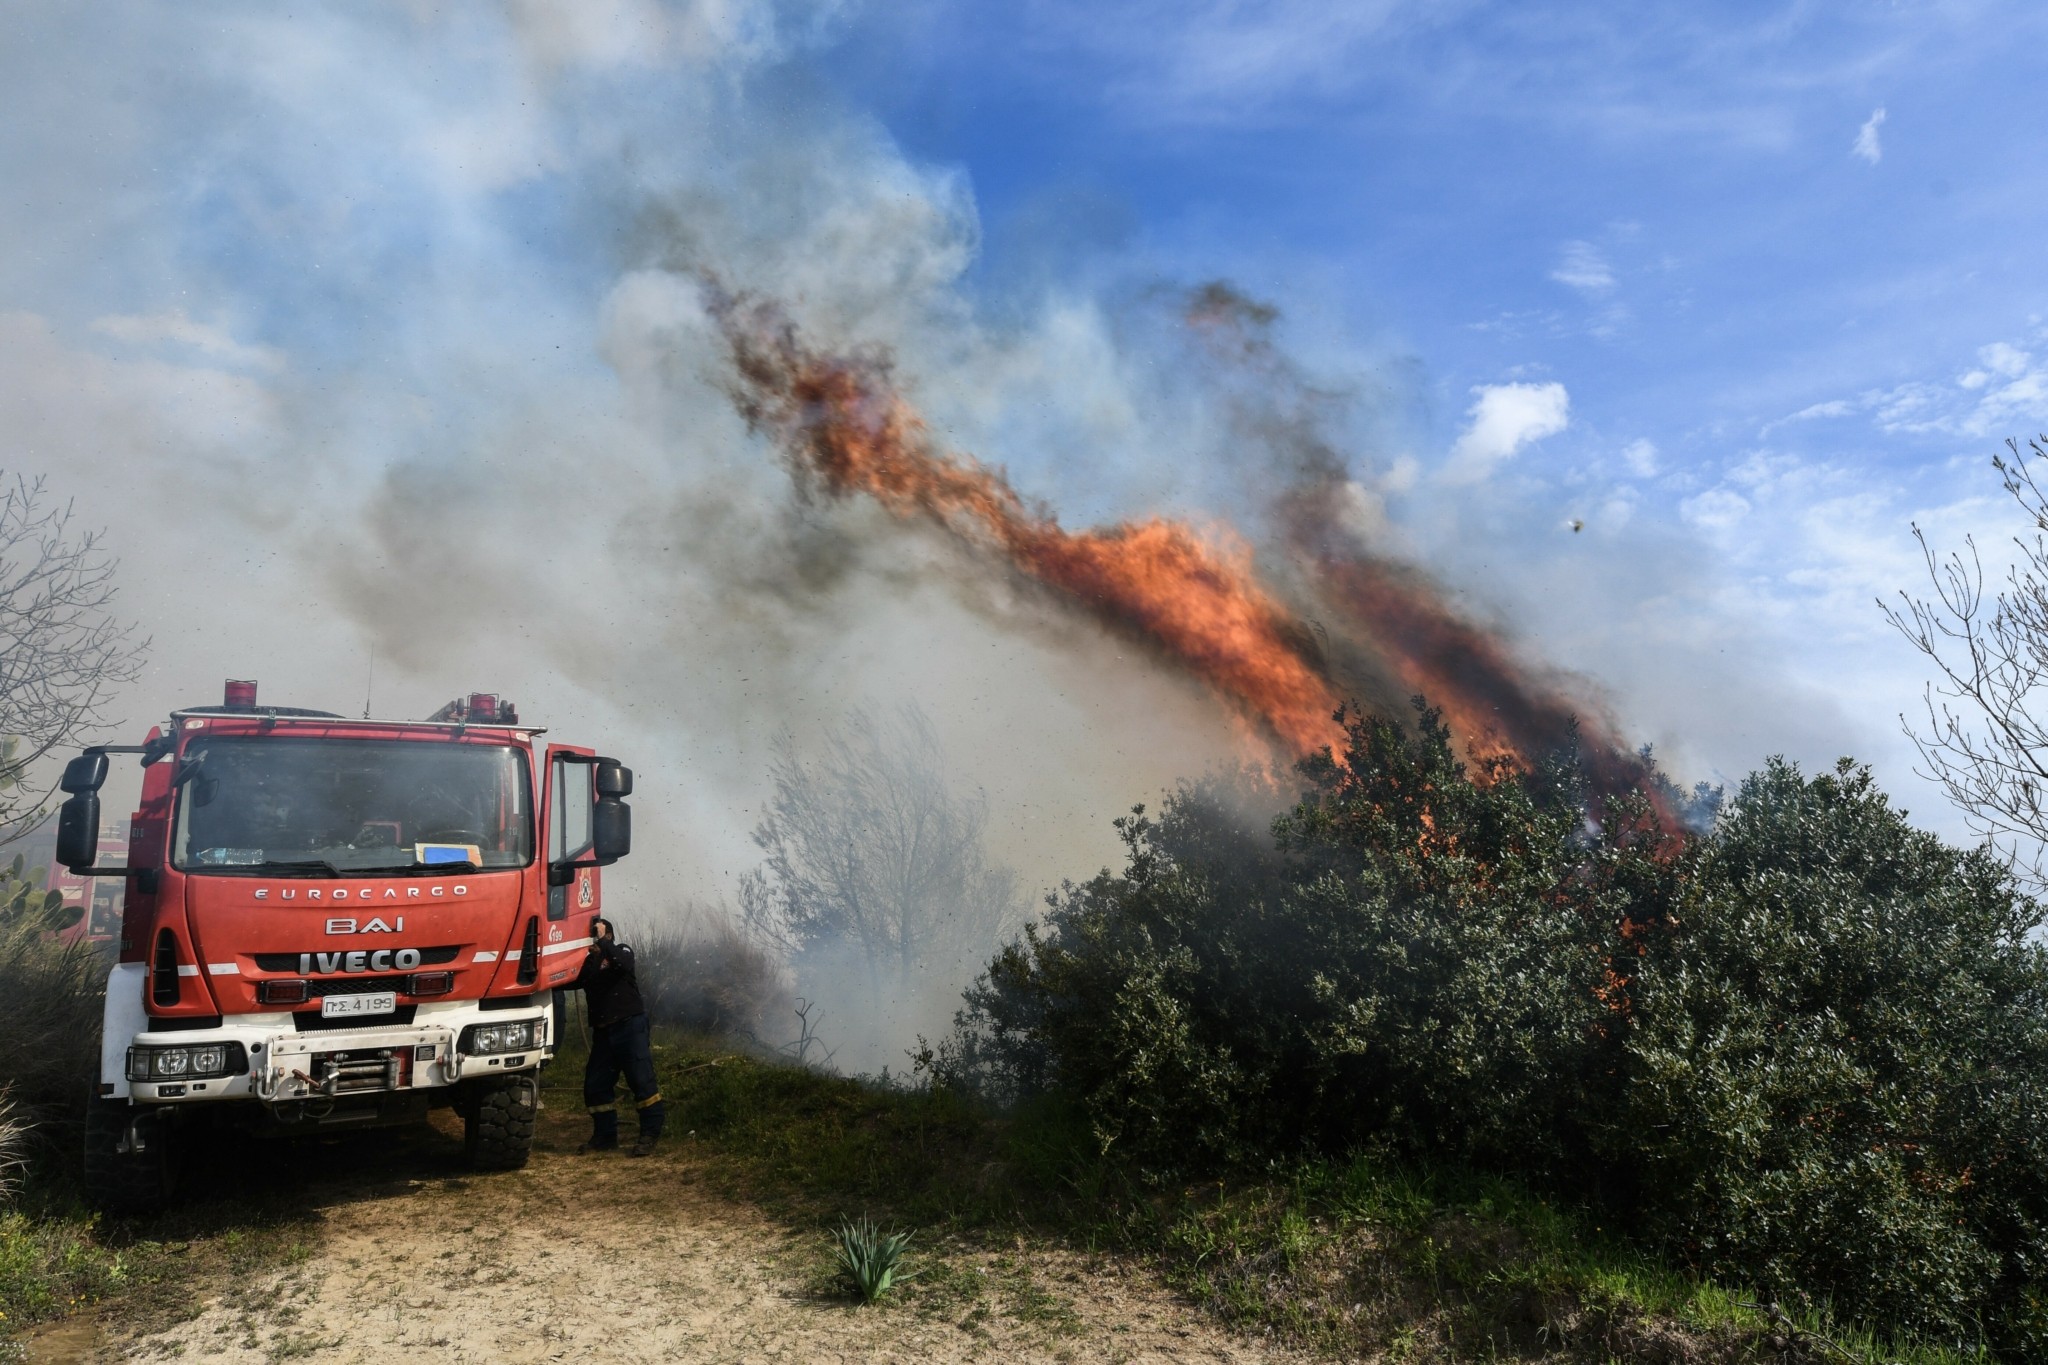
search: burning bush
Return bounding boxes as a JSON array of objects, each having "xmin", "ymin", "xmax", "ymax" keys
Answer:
[{"xmin": 945, "ymin": 703, "xmax": 2048, "ymax": 1355}]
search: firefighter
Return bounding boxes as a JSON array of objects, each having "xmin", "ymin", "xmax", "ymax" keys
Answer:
[{"xmin": 573, "ymin": 917, "xmax": 666, "ymax": 1156}]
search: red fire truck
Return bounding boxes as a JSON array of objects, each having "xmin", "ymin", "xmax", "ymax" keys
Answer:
[
  {"xmin": 54, "ymin": 680, "xmax": 633, "ymax": 1212},
  {"xmin": 14, "ymin": 808, "xmax": 126, "ymax": 943}
]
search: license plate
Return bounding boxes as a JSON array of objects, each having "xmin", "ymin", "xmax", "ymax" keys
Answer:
[{"xmin": 322, "ymin": 993, "xmax": 397, "ymax": 1019}]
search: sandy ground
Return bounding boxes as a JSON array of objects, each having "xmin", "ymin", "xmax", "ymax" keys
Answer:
[{"xmin": 31, "ymin": 1114, "xmax": 1309, "ymax": 1365}]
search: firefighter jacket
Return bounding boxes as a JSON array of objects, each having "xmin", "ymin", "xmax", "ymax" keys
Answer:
[{"xmin": 574, "ymin": 937, "xmax": 647, "ymax": 1029}]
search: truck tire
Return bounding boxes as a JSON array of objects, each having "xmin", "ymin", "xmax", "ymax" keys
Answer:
[
  {"xmin": 463, "ymin": 1076, "xmax": 535, "ymax": 1171},
  {"xmin": 83, "ymin": 1094, "xmax": 179, "ymax": 1215}
]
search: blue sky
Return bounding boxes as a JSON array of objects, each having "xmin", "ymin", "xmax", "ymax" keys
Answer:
[
  {"xmin": 8, "ymin": 0, "xmax": 2048, "ymax": 878},
  {"xmin": 824, "ymin": 0, "xmax": 2048, "ymax": 813},
  {"xmin": 850, "ymin": 0, "xmax": 2048, "ymax": 489}
]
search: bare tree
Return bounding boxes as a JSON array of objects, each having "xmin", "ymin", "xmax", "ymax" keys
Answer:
[
  {"xmin": 739, "ymin": 705, "xmax": 1020, "ymax": 990},
  {"xmin": 0, "ymin": 474, "xmax": 147, "ymax": 836},
  {"xmin": 1883, "ymin": 436, "xmax": 2048, "ymax": 885}
]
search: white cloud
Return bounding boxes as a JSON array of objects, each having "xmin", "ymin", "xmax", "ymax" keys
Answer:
[
  {"xmin": 1550, "ymin": 240, "xmax": 1615, "ymax": 295},
  {"xmin": 1621, "ymin": 438, "xmax": 1658, "ymax": 477},
  {"xmin": 1442, "ymin": 381, "xmax": 1569, "ymax": 484},
  {"xmin": 502, "ymin": 0, "xmax": 845, "ymax": 72},
  {"xmin": 1757, "ymin": 397, "xmax": 1852, "ymax": 438},
  {"xmin": 90, "ymin": 310, "xmax": 285, "ymax": 373},
  {"xmin": 1967, "ymin": 341, "xmax": 2031, "ymax": 383},
  {"xmin": 1681, "ymin": 487, "xmax": 1751, "ymax": 530},
  {"xmin": 1024, "ymin": 0, "xmax": 1436, "ymax": 124},
  {"xmin": 1853, "ymin": 106, "xmax": 1886, "ymax": 164},
  {"xmin": 1864, "ymin": 338, "xmax": 2048, "ymax": 437}
]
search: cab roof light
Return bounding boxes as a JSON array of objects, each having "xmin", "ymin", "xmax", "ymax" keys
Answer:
[
  {"xmin": 223, "ymin": 679, "xmax": 258, "ymax": 711},
  {"xmin": 425, "ymin": 692, "xmax": 519, "ymax": 725}
]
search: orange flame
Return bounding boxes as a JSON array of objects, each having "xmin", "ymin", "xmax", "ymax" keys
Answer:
[
  {"xmin": 718, "ymin": 294, "xmax": 1345, "ymax": 757},
  {"xmin": 711, "ymin": 290, "xmax": 1679, "ymax": 833}
]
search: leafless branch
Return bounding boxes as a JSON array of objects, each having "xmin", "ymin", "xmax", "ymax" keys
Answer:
[
  {"xmin": 741, "ymin": 704, "xmax": 1021, "ymax": 985},
  {"xmin": 1881, "ymin": 436, "xmax": 2048, "ymax": 886}
]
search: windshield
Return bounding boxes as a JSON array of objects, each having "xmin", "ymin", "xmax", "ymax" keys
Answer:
[{"xmin": 172, "ymin": 736, "xmax": 533, "ymax": 874}]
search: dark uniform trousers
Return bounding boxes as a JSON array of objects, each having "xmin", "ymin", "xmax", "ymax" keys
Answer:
[{"xmin": 584, "ymin": 1013, "xmax": 665, "ymax": 1147}]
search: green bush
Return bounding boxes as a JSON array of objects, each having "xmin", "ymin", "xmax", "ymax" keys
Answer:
[
  {"xmin": 952, "ymin": 707, "xmax": 1672, "ymax": 1175},
  {"xmin": 1613, "ymin": 757, "xmax": 2048, "ymax": 1350},
  {"xmin": 947, "ymin": 704, "xmax": 2048, "ymax": 1355}
]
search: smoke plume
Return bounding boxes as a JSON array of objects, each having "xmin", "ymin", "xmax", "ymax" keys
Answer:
[
  {"xmin": 2, "ymin": 1, "xmax": 1843, "ymax": 1071},
  {"xmin": 706, "ymin": 285, "xmax": 1660, "ymax": 807}
]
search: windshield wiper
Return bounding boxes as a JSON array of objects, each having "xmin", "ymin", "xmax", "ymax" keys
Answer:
[
  {"xmin": 342, "ymin": 859, "xmax": 485, "ymax": 876},
  {"xmin": 254, "ymin": 859, "xmax": 344, "ymax": 877}
]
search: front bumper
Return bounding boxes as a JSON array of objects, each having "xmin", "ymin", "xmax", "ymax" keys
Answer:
[{"xmin": 102, "ymin": 966, "xmax": 550, "ymax": 1104}]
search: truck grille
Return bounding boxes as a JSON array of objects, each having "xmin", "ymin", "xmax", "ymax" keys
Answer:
[{"xmin": 306, "ymin": 975, "xmax": 414, "ymax": 998}]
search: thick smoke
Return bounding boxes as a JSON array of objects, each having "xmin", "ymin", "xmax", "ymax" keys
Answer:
[
  {"xmin": 702, "ymin": 279, "xmax": 1667, "ymax": 816},
  {"xmin": 0, "ymin": 1, "xmax": 1862, "ymax": 1068}
]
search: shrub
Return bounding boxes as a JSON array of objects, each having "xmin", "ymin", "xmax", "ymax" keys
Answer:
[
  {"xmin": 948, "ymin": 705, "xmax": 2048, "ymax": 1355},
  {"xmin": 1613, "ymin": 758, "xmax": 2048, "ymax": 1349},
  {"xmin": 952, "ymin": 707, "xmax": 1671, "ymax": 1175},
  {"xmin": 633, "ymin": 903, "xmax": 792, "ymax": 1043}
]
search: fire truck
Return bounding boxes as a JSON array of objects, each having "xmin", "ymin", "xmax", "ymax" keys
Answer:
[{"xmin": 54, "ymin": 680, "xmax": 633, "ymax": 1212}]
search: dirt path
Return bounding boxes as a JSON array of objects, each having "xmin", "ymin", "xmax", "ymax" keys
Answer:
[{"xmin": 57, "ymin": 1116, "xmax": 1309, "ymax": 1365}]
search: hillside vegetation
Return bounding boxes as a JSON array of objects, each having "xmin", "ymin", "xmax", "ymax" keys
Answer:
[
  {"xmin": 5, "ymin": 702, "xmax": 2045, "ymax": 1361},
  {"xmin": 937, "ymin": 703, "xmax": 2048, "ymax": 1357}
]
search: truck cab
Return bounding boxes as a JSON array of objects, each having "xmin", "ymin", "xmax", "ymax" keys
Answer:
[{"xmin": 55, "ymin": 680, "xmax": 633, "ymax": 1211}]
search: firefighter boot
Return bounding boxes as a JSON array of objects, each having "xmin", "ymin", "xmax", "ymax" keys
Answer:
[
  {"xmin": 580, "ymin": 1106, "xmax": 619, "ymax": 1154},
  {"xmin": 628, "ymin": 1094, "xmax": 666, "ymax": 1158}
]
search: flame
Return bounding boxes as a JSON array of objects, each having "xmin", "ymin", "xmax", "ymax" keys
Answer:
[
  {"xmin": 718, "ymin": 294, "xmax": 1345, "ymax": 756},
  {"xmin": 710, "ymin": 289, "xmax": 1677, "ymax": 828}
]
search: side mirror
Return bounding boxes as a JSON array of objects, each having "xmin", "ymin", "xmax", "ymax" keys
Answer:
[
  {"xmin": 61, "ymin": 752, "xmax": 109, "ymax": 794},
  {"xmin": 56, "ymin": 792, "xmax": 101, "ymax": 870},
  {"xmin": 595, "ymin": 760, "xmax": 633, "ymax": 798},
  {"xmin": 591, "ymin": 799, "xmax": 631, "ymax": 863}
]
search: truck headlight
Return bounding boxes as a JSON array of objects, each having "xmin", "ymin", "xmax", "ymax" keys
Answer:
[
  {"xmin": 459, "ymin": 1019, "xmax": 542, "ymax": 1055},
  {"xmin": 127, "ymin": 1042, "xmax": 248, "ymax": 1081}
]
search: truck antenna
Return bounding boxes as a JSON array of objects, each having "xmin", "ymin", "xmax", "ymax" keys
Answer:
[{"xmin": 362, "ymin": 644, "xmax": 375, "ymax": 720}]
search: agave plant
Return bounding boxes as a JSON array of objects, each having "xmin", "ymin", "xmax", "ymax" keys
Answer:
[{"xmin": 832, "ymin": 1215, "xmax": 916, "ymax": 1304}]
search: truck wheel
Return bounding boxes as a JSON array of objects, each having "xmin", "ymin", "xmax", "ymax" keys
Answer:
[
  {"xmin": 83, "ymin": 1094, "xmax": 179, "ymax": 1215},
  {"xmin": 463, "ymin": 1076, "xmax": 535, "ymax": 1171}
]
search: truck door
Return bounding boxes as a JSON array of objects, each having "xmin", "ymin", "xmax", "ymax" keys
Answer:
[
  {"xmin": 538, "ymin": 745, "xmax": 602, "ymax": 998},
  {"xmin": 544, "ymin": 746, "xmax": 599, "ymax": 920},
  {"xmin": 540, "ymin": 736, "xmax": 598, "ymax": 949}
]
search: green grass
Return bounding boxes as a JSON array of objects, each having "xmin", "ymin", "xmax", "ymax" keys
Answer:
[
  {"xmin": 2, "ymin": 1025, "xmax": 1999, "ymax": 1360},
  {"xmin": 1157, "ymin": 1156, "xmax": 1982, "ymax": 1364},
  {"xmin": 0, "ymin": 1208, "xmax": 130, "ymax": 1331},
  {"xmin": 0, "ymin": 1106, "xmax": 415, "ymax": 1354},
  {"xmin": 0, "ymin": 1196, "xmax": 314, "ymax": 1351},
  {"xmin": 551, "ymin": 1027, "xmax": 1996, "ymax": 1363}
]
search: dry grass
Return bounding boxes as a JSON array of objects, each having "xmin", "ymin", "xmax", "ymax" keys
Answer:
[
  {"xmin": 0, "ymin": 1093, "xmax": 24, "ymax": 1204},
  {"xmin": 0, "ymin": 910, "xmax": 105, "ymax": 1144}
]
